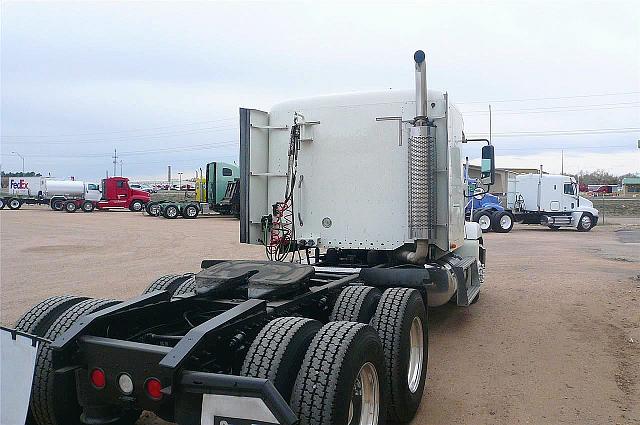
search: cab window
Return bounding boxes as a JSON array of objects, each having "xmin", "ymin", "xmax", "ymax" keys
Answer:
[
  {"xmin": 87, "ymin": 183, "xmax": 99, "ymax": 191},
  {"xmin": 222, "ymin": 167, "xmax": 233, "ymax": 176},
  {"xmin": 563, "ymin": 183, "xmax": 575, "ymax": 195},
  {"xmin": 116, "ymin": 181, "xmax": 125, "ymax": 188}
]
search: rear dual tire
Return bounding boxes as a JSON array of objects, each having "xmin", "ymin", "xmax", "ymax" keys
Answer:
[
  {"xmin": 182, "ymin": 204, "xmax": 199, "ymax": 219},
  {"xmin": 242, "ymin": 317, "xmax": 323, "ymax": 402},
  {"xmin": 8, "ymin": 198, "xmax": 22, "ymax": 210},
  {"xmin": 31, "ymin": 298, "xmax": 121, "ymax": 425},
  {"xmin": 50, "ymin": 199, "xmax": 65, "ymax": 211},
  {"xmin": 472, "ymin": 211, "xmax": 493, "ymax": 232},
  {"xmin": 142, "ymin": 274, "xmax": 192, "ymax": 295},
  {"xmin": 330, "ymin": 285, "xmax": 381, "ymax": 323},
  {"xmin": 14, "ymin": 296, "xmax": 88, "ymax": 425},
  {"xmin": 64, "ymin": 201, "xmax": 78, "ymax": 213},
  {"xmin": 371, "ymin": 288, "xmax": 428, "ymax": 423},
  {"xmin": 491, "ymin": 210, "xmax": 514, "ymax": 233},
  {"xmin": 290, "ymin": 321, "xmax": 387, "ymax": 425},
  {"xmin": 145, "ymin": 201, "xmax": 162, "ymax": 216},
  {"xmin": 163, "ymin": 204, "xmax": 179, "ymax": 219},
  {"xmin": 81, "ymin": 201, "xmax": 95, "ymax": 212}
]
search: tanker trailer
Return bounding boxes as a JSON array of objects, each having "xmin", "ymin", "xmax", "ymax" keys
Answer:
[
  {"xmin": 4, "ymin": 51, "xmax": 494, "ymax": 425},
  {"xmin": 0, "ymin": 179, "xmax": 101, "ymax": 211}
]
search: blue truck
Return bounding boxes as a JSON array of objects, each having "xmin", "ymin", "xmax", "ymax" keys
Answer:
[{"xmin": 465, "ymin": 178, "xmax": 514, "ymax": 233}]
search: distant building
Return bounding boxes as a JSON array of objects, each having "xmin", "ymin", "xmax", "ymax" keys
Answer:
[{"xmin": 622, "ymin": 177, "xmax": 640, "ymax": 196}]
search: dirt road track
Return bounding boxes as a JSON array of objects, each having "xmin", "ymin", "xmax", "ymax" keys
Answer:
[{"xmin": 1, "ymin": 208, "xmax": 638, "ymax": 424}]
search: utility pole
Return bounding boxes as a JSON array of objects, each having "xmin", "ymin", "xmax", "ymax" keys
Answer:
[
  {"xmin": 489, "ymin": 104, "xmax": 492, "ymax": 145},
  {"xmin": 112, "ymin": 149, "xmax": 118, "ymax": 176},
  {"xmin": 11, "ymin": 151, "xmax": 25, "ymax": 174}
]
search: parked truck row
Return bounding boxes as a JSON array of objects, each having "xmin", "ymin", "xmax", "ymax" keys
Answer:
[{"xmin": 0, "ymin": 176, "xmax": 151, "ymax": 213}]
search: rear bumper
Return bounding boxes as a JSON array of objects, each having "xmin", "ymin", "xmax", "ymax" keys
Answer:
[{"xmin": 72, "ymin": 335, "xmax": 296, "ymax": 425}]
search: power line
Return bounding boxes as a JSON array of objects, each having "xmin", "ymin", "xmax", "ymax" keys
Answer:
[
  {"xmin": 0, "ymin": 140, "xmax": 238, "ymax": 159},
  {"xmin": 456, "ymin": 91, "xmax": 640, "ymax": 105},
  {"xmin": 495, "ymin": 144, "xmax": 631, "ymax": 151},
  {"xmin": 1, "ymin": 125, "xmax": 239, "ymax": 145},
  {"xmin": 468, "ymin": 127, "xmax": 640, "ymax": 138},
  {"xmin": 1, "ymin": 117, "xmax": 237, "ymax": 138},
  {"xmin": 461, "ymin": 101, "xmax": 640, "ymax": 115}
]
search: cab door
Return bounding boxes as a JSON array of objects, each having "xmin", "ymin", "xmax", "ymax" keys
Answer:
[
  {"xmin": 562, "ymin": 181, "xmax": 578, "ymax": 211},
  {"xmin": 111, "ymin": 178, "xmax": 128, "ymax": 207}
]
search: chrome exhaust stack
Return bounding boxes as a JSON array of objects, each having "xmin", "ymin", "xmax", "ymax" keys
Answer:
[
  {"xmin": 414, "ymin": 50, "xmax": 428, "ymax": 124},
  {"xmin": 406, "ymin": 50, "xmax": 436, "ymax": 249}
]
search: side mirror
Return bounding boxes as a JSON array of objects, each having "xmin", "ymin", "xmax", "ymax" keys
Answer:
[{"xmin": 480, "ymin": 145, "xmax": 495, "ymax": 185}]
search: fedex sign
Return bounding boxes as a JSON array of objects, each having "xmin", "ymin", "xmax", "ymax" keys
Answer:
[{"xmin": 10, "ymin": 179, "xmax": 29, "ymax": 190}]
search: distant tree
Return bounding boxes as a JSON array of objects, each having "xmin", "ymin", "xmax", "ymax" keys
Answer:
[
  {"xmin": 572, "ymin": 169, "xmax": 618, "ymax": 185},
  {"xmin": 618, "ymin": 172, "xmax": 640, "ymax": 184},
  {"xmin": 0, "ymin": 171, "xmax": 42, "ymax": 177}
]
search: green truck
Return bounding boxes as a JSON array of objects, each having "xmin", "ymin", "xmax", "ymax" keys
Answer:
[{"xmin": 145, "ymin": 161, "xmax": 240, "ymax": 219}]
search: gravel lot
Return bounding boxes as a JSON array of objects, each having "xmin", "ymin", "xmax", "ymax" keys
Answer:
[{"xmin": 1, "ymin": 207, "xmax": 638, "ymax": 424}]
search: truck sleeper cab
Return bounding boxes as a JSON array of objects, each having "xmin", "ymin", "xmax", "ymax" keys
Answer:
[{"xmin": 507, "ymin": 173, "xmax": 599, "ymax": 231}]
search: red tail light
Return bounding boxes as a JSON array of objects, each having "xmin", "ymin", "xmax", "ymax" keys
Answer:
[
  {"xmin": 90, "ymin": 368, "xmax": 106, "ymax": 389},
  {"xmin": 145, "ymin": 378, "xmax": 163, "ymax": 400}
]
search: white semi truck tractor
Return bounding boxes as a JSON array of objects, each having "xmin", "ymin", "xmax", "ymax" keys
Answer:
[
  {"xmin": 2, "ymin": 51, "xmax": 492, "ymax": 425},
  {"xmin": 506, "ymin": 172, "xmax": 599, "ymax": 231}
]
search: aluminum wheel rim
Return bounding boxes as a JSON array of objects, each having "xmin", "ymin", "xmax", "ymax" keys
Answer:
[
  {"xmin": 407, "ymin": 316, "xmax": 424, "ymax": 393},
  {"xmin": 581, "ymin": 215, "xmax": 591, "ymax": 228},
  {"xmin": 150, "ymin": 205, "xmax": 160, "ymax": 215},
  {"xmin": 348, "ymin": 362, "xmax": 379, "ymax": 425},
  {"xmin": 500, "ymin": 215, "xmax": 512, "ymax": 229},
  {"xmin": 167, "ymin": 207, "xmax": 177, "ymax": 217},
  {"xmin": 478, "ymin": 215, "xmax": 491, "ymax": 230},
  {"xmin": 186, "ymin": 207, "xmax": 197, "ymax": 217},
  {"xmin": 10, "ymin": 200, "xmax": 20, "ymax": 208},
  {"xmin": 132, "ymin": 202, "xmax": 142, "ymax": 211}
]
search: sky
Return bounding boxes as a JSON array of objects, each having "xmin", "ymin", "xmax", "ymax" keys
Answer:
[{"xmin": 1, "ymin": 0, "xmax": 639, "ymax": 181}]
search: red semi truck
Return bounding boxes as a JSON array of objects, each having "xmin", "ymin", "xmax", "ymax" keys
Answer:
[{"xmin": 63, "ymin": 177, "xmax": 151, "ymax": 212}]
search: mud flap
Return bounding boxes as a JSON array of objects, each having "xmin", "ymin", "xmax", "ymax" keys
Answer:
[
  {"xmin": 0, "ymin": 327, "xmax": 41, "ymax": 425},
  {"xmin": 174, "ymin": 371, "xmax": 296, "ymax": 425}
]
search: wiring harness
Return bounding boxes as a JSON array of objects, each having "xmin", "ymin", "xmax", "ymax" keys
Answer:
[{"xmin": 264, "ymin": 120, "xmax": 301, "ymax": 261}]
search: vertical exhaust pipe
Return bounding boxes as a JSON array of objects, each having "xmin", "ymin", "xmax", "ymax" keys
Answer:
[
  {"xmin": 407, "ymin": 50, "xmax": 435, "ymax": 253},
  {"xmin": 414, "ymin": 50, "xmax": 428, "ymax": 123}
]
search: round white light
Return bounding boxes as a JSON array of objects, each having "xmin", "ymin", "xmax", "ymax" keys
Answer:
[{"xmin": 118, "ymin": 373, "xmax": 134, "ymax": 395}]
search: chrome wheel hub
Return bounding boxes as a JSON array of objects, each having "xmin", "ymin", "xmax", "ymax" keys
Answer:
[
  {"xmin": 478, "ymin": 215, "xmax": 491, "ymax": 230},
  {"xmin": 348, "ymin": 362, "xmax": 379, "ymax": 425},
  {"xmin": 407, "ymin": 316, "xmax": 424, "ymax": 393},
  {"xmin": 500, "ymin": 215, "xmax": 512, "ymax": 229},
  {"xmin": 581, "ymin": 215, "xmax": 591, "ymax": 228}
]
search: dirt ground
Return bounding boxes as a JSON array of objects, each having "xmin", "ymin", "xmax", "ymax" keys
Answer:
[{"xmin": 1, "ymin": 207, "xmax": 639, "ymax": 425}]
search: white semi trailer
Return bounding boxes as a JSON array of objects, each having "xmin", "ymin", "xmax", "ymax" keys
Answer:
[{"xmin": 506, "ymin": 172, "xmax": 599, "ymax": 231}]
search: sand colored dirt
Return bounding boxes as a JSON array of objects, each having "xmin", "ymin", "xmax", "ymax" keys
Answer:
[{"xmin": 1, "ymin": 207, "xmax": 638, "ymax": 424}]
